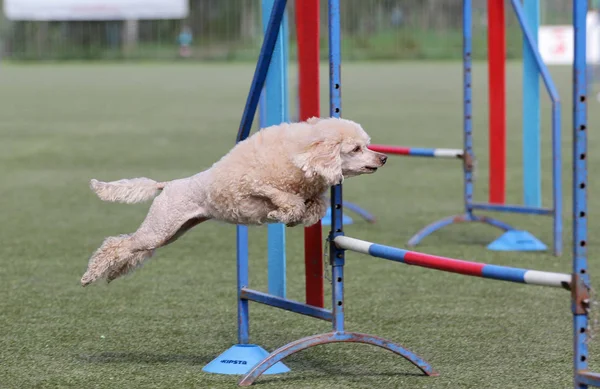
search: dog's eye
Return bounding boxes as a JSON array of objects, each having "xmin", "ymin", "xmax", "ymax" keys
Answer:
[{"xmin": 352, "ymin": 146, "xmax": 361, "ymax": 153}]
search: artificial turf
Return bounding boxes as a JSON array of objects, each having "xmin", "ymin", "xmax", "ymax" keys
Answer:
[{"xmin": 0, "ymin": 61, "xmax": 598, "ymax": 388}]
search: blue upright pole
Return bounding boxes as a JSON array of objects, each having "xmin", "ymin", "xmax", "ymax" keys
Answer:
[
  {"xmin": 328, "ymin": 0, "xmax": 345, "ymax": 334},
  {"xmin": 236, "ymin": 0, "xmax": 288, "ymax": 142},
  {"xmin": 573, "ymin": 0, "xmax": 589, "ymax": 387},
  {"xmin": 261, "ymin": 0, "xmax": 289, "ymax": 299},
  {"xmin": 283, "ymin": 11, "xmax": 290, "ymax": 122},
  {"xmin": 463, "ymin": 0, "xmax": 474, "ymax": 218},
  {"xmin": 523, "ymin": 0, "xmax": 542, "ymax": 208},
  {"xmin": 237, "ymin": 226, "xmax": 250, "ymax": 345},
  {"xmin": 259, "ymin": 89, "xmax": 267, "ymax": 129},
  {"xmin": 203, "ymin": 0, "xmax": 291, "ymax": 375}
]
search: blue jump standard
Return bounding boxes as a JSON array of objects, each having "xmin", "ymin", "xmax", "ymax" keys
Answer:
[{"xmin": 487, "ymin": 230, "xmax": 547, "ymax": 252}]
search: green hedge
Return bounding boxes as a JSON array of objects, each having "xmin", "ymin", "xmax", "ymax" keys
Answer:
[{"xmin": 6, "ymin": 27, "xmax": 525, "ymax": 62}]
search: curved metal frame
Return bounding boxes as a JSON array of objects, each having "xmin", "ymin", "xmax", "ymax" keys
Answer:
[
  {"xmin": 407, "ymin": 214, "xmax": 514, "ymax": 247},
  {"xmin": 238, "ymin": 331, "xmax": 437, "ymax": 386}
]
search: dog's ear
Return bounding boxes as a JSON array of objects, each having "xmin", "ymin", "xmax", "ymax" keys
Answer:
[{"xmin": 293, "ymin": 138, "xmax": 343, "ymax": 185}]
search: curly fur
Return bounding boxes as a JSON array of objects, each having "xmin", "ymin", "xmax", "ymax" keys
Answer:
[
  {"xmin": 80, "ymin": 117, "xmax": 387, "ymax": 286},
  {"xmin": 90, "ymin": 178, "xmax": 165, "ymax": 204}
]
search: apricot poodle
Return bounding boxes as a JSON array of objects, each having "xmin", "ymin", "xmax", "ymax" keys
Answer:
[{"xmin": 80, "ymin": 117, "xmax": 387, "ymax": 286}]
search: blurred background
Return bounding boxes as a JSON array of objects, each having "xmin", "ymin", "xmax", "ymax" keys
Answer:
[{"xmin": 0, "ymin": 0, "xmax": 576, "ymax": 62}]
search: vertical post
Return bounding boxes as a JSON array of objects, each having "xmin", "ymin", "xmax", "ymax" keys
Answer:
[
  {"xmin": 328, "ymin": 0, "xmax": 345, "ymax": 333},
  {"xmin": 259, "ymin": 90, "xmax": 267, "ymax": 129},
  {"xmin": 463, "ymin": 0, "xmax": 474, "ymax": 217},
  {"xmin": 236, "ymin": 0, "xmax": 289, "ymax": 142},
  {"xmin": 552, "ymin": 98, "xmax": 563, "ymax": 258},
  {"xmin": 487, "ymin": 0, "xmax": 506, "ymax": 204},
  {"xmin": 523, "ymin": 0, "xmax": 541, "ymax": 207},
  {"xmin": 204, "ymin": 0, "xmax": 291, "ymax": 376},
  {"xmin": 237, "ymin": 226, "xmax": 250, "ymax": 344},
  {"xmin": 283, "ymin": 9, "xmax": 290, "ymax": 122},
  {"xmin": 296, "ymin": 0, "xmax": 324, "ymax": 308},
  {"xmin": 261, "ymin": 0, "xmax": 289, "ymax": 298},
  {"xmin": 573, "ymin": 0, "xmax": 589, "ymax": 387},
  {"xmin": 236, "ymin": 0, "xmax": 287, "ymax": 350}
]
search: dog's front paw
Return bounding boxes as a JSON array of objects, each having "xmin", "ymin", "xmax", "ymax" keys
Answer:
[
  {"xmin": 267, "ymin": 209, "xmax": 296, "ymax": 225},
  {"xmin": 267, "ymin": 209, "xmax": 285, "ymax": 223},
  {"xmin": 268, "ymin": 205, "xmax": 306, "ymax": 225},
  {"xmin": 301, "ymin": 197, "xmax": 328, "ymax": 226}
]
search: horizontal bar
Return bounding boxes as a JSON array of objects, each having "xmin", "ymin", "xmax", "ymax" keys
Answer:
[
  {"xmin": 241, "ymin": 288, "xmax": 333, "ymax": 322},
  {"xmin": 368, "ymin": 144, "xmax": 463, "ymax": 159},
  {"xmin": 471, "ymin": 202, "xmax": 553, "ymax": 215},
  {"xmin": 334, "ymin": 236, "xmax": 571, "ymax": 289},
  {"xmin": 577, "ymin": 371, "xmax": 600, "ymax": 387}
]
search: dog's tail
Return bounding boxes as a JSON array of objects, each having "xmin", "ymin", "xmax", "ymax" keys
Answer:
[{"xmin": 90, "ymin": 177, "xmax": 166, "ymax": 204}]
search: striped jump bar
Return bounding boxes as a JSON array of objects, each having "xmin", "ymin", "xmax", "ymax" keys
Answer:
[
  {"xmin": 368, "ymin": 144, "xmax": 463, "ymax": 159},
  {"xmin": 334, "ymin": 236, "xmax": 571, "ymax": 289}
]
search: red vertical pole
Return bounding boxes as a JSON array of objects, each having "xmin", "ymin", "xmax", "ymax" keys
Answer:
[
  {"xmin": 487, "ymin": 0, "xmax": 506, "ymax": 204},
  {"xmin": 296, "ymin": 0, "xmax": 324, "ymax": 308}
]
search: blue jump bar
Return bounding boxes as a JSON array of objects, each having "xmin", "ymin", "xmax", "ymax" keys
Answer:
[
  {"xmin": 471, "ymin": 202, "xmax": 553, "ymax": 215},
  {"xmin": 240, "ymin": 288, "xmax": 333, "ymax": 322}
]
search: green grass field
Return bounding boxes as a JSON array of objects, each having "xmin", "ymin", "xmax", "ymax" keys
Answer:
[{"xmin": 1, "ymin": 62, "xmax": 599, "ymax": 389}]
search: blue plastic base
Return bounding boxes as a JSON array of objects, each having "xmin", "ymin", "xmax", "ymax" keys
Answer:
[
  {"xmin": 202, "ymin": 344, "xmax": 290, "ymax": 375},
  {"xmin": 321, "ymin": 207, "xmax": 353, "ymax": 226},
  {"xmin": 487, "ymin": 230, "xmax": 547, "ymax": 251}
]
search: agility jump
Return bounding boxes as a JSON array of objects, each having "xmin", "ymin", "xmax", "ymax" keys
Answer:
[
  {"xmin": 202, "ymin": 0, "xmax": 598, "ymax": 387},
  {"xmin": 356, "ymin": 0, "xmax": 563, "ymax": 256}
]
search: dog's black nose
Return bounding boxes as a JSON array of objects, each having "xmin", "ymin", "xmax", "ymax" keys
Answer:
[{"xmin": 380, "ymin": 155, "xmax": 387, "ymax": 165}]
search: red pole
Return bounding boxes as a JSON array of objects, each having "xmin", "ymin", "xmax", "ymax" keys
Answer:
[
  {"xmin": 296, "ymin": 0, "xmax": 324, "ymax": 308},
  {"xmin": 487, "ymin": 0, "xmax": 506, "ymax": 204}
]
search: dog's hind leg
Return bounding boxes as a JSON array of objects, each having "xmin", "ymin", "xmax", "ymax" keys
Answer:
[
  {"xmin": 104, "ymin": 248, "xmax": 155, "ymax": 284},
  {"xmin": 81, "ymin": 191, "xmax": 209, "ymax": 286},
  {"xmin": 105, "ymin": 216, "xmax": 209, "ymax": 283},
  {"xmin": 80, "ymin": 234, "xmax": 140, "ymax": 286}
]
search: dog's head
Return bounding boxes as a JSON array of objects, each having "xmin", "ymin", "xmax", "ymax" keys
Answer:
[{"xmin": 294, "ymin": 117, "xmax": 387, "ymax": 185}]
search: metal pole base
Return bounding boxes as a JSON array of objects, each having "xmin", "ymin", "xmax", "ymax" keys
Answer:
[
  {"xmin": 238, "ymin": 331, "xmax": 437, "ymax": 386},
  {"xmin": 407, "ymin": 213, "xmax": 514, "ymax": 247}
]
